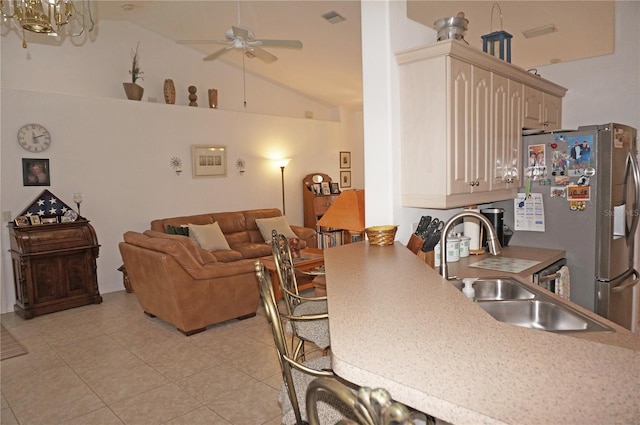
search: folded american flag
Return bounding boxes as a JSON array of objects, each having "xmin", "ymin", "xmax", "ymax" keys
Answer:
[{"xmin": 18, "ymin": 190, "xmax": 74, "ymax": 218}]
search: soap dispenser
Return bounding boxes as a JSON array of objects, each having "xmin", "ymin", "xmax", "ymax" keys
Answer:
[{"xmin": 462, "ymin": 278, "xmax": 477, "ymax": 300}]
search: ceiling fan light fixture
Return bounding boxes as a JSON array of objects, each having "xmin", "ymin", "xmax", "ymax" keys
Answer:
[
  {"xmin": 522, "ymin": 24, "xmax": 557, "ymax": 39},
  {"xmin": 322, "ymin": 10, "xmax": 345, "ymax": 24}
]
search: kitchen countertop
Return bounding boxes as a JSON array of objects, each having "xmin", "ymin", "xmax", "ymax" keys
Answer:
[{"xmin": 324, "ymin": 242, "xmax": 640, "ymax": 425}]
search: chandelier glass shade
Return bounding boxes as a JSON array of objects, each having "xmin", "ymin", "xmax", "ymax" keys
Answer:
[{"xmin": 1, "ymin": 0, "xmax": 94, "ymax": 46}]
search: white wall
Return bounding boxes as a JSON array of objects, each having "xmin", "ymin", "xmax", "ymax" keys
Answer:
[
  {"xmin": 361, "ymin": 0, "xmax": 640, "ymax": 245},
  {"xmin": 0, "ymin": 19, "xmax": 364, "ymax": 313}
]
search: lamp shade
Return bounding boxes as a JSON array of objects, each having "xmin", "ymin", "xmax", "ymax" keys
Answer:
[{"xmin": 316, "ymin": 189, "xmax": 365, "ymax": 232}]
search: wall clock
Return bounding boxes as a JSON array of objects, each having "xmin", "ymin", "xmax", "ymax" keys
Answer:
[{"xmin": 18, "ymin": 123, "xmax": 51, "ymax": 152}]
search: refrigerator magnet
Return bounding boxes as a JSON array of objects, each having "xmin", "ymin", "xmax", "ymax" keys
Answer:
[{"xmin": 567, "ymin": 185, "xmax": 590, "ymax": 201}]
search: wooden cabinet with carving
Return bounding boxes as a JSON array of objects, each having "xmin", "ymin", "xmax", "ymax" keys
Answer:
[{"xmin": 302, "ymin": 173, "xmax": 338, "ymax": 228}]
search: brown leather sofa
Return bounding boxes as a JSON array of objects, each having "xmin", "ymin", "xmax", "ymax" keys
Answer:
[{"xmin": 119, "ymin": 208, "xmax": 316, "ymax": 335}]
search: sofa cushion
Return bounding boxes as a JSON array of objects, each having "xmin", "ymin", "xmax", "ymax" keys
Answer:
[
  {"xmin": 211, "ymin": 249, "xmax": 244, "ymax": 263},
  {"xmin": 232, "ymin": 242, "xmax": 272, "ymax": 259},
  {"xmin": 124, "ymin": 231, "xmax": 203, "ymax": 274},
  {"xmin": 255, "ymin": 216, "xmax": 298, "ymax": 242},
  {"xmin": 143, "ymin": 230, "xmax": 214, "ymax": 264},
  {"xmin": 188, "ymin": 222, "xmax": 231, "ymax": 251}
]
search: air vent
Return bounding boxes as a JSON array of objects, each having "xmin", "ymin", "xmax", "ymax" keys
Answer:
[{"xmin": 322, "ymin": 11, "xmax": 345, "ymax": 24}]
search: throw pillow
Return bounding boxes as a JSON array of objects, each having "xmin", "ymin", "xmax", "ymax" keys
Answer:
[
  {"xmin": 255, "ymin": 216, "xmax": 298, "ymax": 242},
  {"xmin": 188, "ymin": 222, "xmax": 231, "ymax": 251},
  {"xmin": 166, "ymin": 225, "xmax": 189, "ymax": 236}
]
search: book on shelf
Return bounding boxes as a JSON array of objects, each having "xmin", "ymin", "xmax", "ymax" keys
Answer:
[{"xmin": 316, "ymin": 227, "xmax": 343, "ymax": 249}]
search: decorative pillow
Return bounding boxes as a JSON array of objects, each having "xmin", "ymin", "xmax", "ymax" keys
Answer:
[
  {"xmin": 188, "ymin": 222, "xmax": 231, "ymax": 251},
  {"xmin": 255, "ymin": 216, "xmax": 298, "ymax": 242},
  {"xmin": 167, "ymin": 225, "xmax": 189, "ymax": 236}
]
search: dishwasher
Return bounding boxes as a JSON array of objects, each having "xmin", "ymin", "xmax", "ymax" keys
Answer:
[{"xmin": 532, "ymin": 258, "xmax": 567, "ymax": 295}]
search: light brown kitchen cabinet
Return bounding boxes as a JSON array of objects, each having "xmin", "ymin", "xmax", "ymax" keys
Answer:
[
  {"xmin": 396, "ymin": 40, "xmax": 567, "ymax": 209},
  {"xmin": 523, "ymin": 85, "xmax": 563, "ymax": 130}
]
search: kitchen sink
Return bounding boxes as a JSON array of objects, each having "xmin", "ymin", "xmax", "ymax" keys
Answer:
[
  {"xmin": 450, "ymin": 278, "xmax": 536, "ymax": 300},
  {"xmin": 450, "ymin": 277, "xmax": 613, "ymax": 333},
  {"xmin": 478, "ymin": 300, "xmax": 613, "ymax": 332}
]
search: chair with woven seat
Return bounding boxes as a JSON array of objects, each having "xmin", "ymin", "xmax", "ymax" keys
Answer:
[
  {"xmin": 255, "ymin": 261, "xmax": 354, "ymax": 425},
  {"xmin": 271, "ymin": 230, "xmax": 330, "ymax": 360},
  {"xmin": 307, "ymin": 377, "xmax": 429, "ymax": 425}
]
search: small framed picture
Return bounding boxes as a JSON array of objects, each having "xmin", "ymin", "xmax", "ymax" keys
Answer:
[
  {"xmin": 340, "ymin": 151, "xmax": 351, "ymax": 169},
  {"xmin": 192, "ymin": 145, "xmax": 227, "ymax": 177},
  {"xmin": 22, "ymin": 158, "xmax": 50, "ymax": 186},
  {"xmin": 340, "ymin": 170, "xmax": 352, "ymax": 188},
  {"xmin": 330, "ymin": 182, "xmax": 340, "ymax": 194},
  {"xmin": 14, "ymin": 216, "xmax": 29, "ymax": 227},
  {"xmin": 312, "ymin": 183, "xmax": 322, "ymax": 195},
  {"xmin": 41, "ymin": 217, "xmax": 58, "ymax": 224},
  {"xmin": 321, "ymin": 181, "xmax": 331, "ymax": 195},
  {"xmin": 29, "ymin": 215, "xmax": 41, "ymax": 225}
]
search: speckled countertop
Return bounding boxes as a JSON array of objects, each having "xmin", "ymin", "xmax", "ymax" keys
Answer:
[{"xmin": 324, "ymin": 242, "xmax": 640, "ymax": 425}]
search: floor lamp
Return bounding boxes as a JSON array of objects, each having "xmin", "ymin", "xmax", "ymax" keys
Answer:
[{"xmin": 276, "ymin": 159, "xmax": 290, "ymax": 215}]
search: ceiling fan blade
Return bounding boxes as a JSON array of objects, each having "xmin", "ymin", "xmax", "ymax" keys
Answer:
[
  {"xmin": 176, "ymin": 39, "xmax": 229, "ymax": 45},
  {"xmin": 247, "ymin": 46, "xmax": 277, "ymax": 64},
  {"xmin": 203, "ymin": 46, "xmax": 233, "ymax": 61},
  {"xmin": 252, "ymin": 39, "xmax": 303, "ymax": 49},
  {"xmin": 231, "ymin": 26, "xmax": 250, "ymax": 40}
]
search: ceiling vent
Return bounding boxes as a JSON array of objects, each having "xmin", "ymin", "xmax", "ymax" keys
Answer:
[
  {"xmin": 322, "ymin": 11, "xmax": 346, "ymax": 24},
  {"xmin": 523, "ymin": 24, "xmax": 558, "ymax": 39}
]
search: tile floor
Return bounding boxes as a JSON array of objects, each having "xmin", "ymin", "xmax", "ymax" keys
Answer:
[{"xmin": 1, "ymin": 290, "xmax": 317, "ymax": 425}]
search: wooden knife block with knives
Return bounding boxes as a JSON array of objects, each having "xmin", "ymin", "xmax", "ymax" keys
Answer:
[{"xmin": 407, "ymin": 233, "xmax": 435, "ymax": 268}]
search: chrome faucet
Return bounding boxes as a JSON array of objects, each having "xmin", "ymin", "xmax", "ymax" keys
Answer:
[{"xmin": 440, "ymin": 211, "xmax": 503, "ymax": 279}]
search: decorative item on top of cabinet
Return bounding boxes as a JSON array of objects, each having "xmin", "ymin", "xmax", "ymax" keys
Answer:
[
  {"xmin": 208, "ymin": 89, "xmax": 218, "ymax": 108},
  {"xmin": 123, "ymin": 42, "xmax": 144, "ymax": 101},
  {"xmin": 396, "ymin": 39, "xmax": 567, "ymax": 209},
  {"xmin": 302, "ymin": 173, "xmax": 339, "ymax": 229},
  {"xmin": 188, "ymin": 85, "xmax": 198, "ymax": 107},
  {"xmin": 164, "ymin": 79, "xmax": 176, "ymax": 104}
]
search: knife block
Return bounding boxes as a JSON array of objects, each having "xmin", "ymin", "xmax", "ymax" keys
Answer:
[
  {"xmin": 417, "ymin": 250, "xmax": 435, "ymax": 268},
  {"xmin": 406, "ymin": 234, "xmax": 424, "ymax": 254}
]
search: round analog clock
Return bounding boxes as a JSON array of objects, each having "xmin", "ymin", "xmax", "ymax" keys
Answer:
[{"xmin": 17, "ymin": 123, "xmax": 51, "ymax": 152}]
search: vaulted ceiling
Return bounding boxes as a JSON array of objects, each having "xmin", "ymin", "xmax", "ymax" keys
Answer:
[{"xmin": 92, "ymin": 1, "xmax": 614, "ymax": 108}]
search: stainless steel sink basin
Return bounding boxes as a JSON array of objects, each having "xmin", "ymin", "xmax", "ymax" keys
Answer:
[
  {"xmin": 450, "ymin": 278, "xmax": 536, "ymax": 300},
  {"xmin": 450, "ymin": 277, "xmax": 613, "ymax": 333},
  {"xmin": 478, "ymin": 300, "xmax": 613, "ymax": 332}
]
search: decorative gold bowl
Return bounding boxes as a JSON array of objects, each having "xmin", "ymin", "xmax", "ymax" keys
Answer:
[{"xmin": 365, "ymin": 225, "xmax": 398, "ymax": 246}]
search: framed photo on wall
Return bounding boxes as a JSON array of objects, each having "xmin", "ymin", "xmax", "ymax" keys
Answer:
[
  {"xmin": 340, "ymin": 151, "xmax": 351, "ymax": 169},
  {"xmin": 22, "ymin": 158, "xmax": 50, "ymax": 186},
  {"xmin": 340, "ymin": 170, "xmax": 352, "ymax": 188},
  {"xmin": 192, "ymin": 145, "xmax": 227, "ymax": 177}
]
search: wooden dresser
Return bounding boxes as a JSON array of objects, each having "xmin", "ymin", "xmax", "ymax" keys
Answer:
[{"xmin": 9, "ymin": 220, "xmax": 102, "ymax": 319}]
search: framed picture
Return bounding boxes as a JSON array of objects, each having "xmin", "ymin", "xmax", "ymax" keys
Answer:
[
  {"xmin": 340, "ymin": 151, "xmax": 351, "ymax": 169},
  {"xmin": 330, "ymin": 182, "xmax": 340, "ymax": 194},
  {"xmin": 192, "ymin": 145, "xmax": 227, "ymax": 177},
  {"xmin": 312, "ymin": 183, "xmax": 322, "ymax": 195},
  {"xmin": 29, "ymin": 215, "xmax": 41, "ymax": 225},
  {"xmin": 321, "ymin": 181, "xmax": 331, "ymax": 195},
  {"xmin": 340, "ymin": 170, "xmax": 352, "ymax": 188},
  {"xmin": 14, "ymin": 216, "xmax": 29, "ymax": 227},
  {"xmin": 22, "ymin": 158, "xmax": 50, "ymax": 186},
  {"xmin": 42, "ymin": 217, "xmax": 58, "ymax": 224}
]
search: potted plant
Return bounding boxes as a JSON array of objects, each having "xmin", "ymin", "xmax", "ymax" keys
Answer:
[{"xmin": 123, "ymin": 42, "xmax": 144, "ymax": 101}]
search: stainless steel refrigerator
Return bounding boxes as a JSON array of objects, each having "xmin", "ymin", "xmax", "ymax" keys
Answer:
[{"xmin": 497, "ymin": 123, "xmax": 640, "ymax": 331}]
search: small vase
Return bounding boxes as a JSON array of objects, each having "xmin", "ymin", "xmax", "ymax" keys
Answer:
[
  {"xmin": 208, "ymin": 88, "xmax": 218, "ymax": 109},
  {"xmin": 123, "ymin": 82, "xmax": 144, "ymax": 101},
  {"xmin": 164, "ymin": 79, "xmax": 176, "ymax": 104}
]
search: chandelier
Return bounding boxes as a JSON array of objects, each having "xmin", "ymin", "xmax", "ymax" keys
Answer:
[{"xmin": 1, "ymin": 0, "xmax": 94, "ymax": 47}]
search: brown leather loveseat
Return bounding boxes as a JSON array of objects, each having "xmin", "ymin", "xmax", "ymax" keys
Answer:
[{"xmin": 119, "ymin": 208, "xmax": 316, "ymax": 335}]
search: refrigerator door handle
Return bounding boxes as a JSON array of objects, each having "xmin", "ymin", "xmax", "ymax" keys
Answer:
[
  {"xmin": 626, "ymin": 152, "xmax": 640, "ymax": 243},
  {"xmin": 611, "ymin": 269, "xmax": 639, "ymax": 293}
]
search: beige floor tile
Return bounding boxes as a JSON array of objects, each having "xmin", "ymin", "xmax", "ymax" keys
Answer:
[
  {"xmin": 0, "ymin": 347, "xmax": 66, "ymax": 386},
  {"xmin": 108, "ymin": 321, "xmax": 183, "ymax": 351},
  {"xmin": 131, "ymin": 339, "xmax": 224, "ymax": 381},
  {"xmin": 207, "ymin": 380, "xmax": 282, "ymax": 424},
  {"xmin": 55, "ymin": 334, "xmax": 124, "ymax": 365},
  {"xmin": 196, "ymin": 331, "xmax": 273, "ymax": 362},
  {"xmin": 5, "ymin": 366, "xmax": 104, "ymax": 425},
  {"xmin": 1, "ymin": 405, "xmax": 19, "ymax": 425},
  {"xmin": 164, "ymin": 406, "xmax": 231, "ymax": 425},
  {"xmin": 68, "ymin": 347, "xmax": 146, "ymax": 381},
  {"xmin": 109, "ymin": 383, "xmax": 201, "ymax": 424},
  {"xmin": 175, "ymin": 364, "xmax": 260, "ymax": 405},
  {"xmin": 83, "ymin": 363, "xmax": 169, "ymax": 404},
  {"xmin": 263, "ymin": 371, "xmax": 285, "ymax": 391},
  {"xmin": 226, "ymin": 345, "xmax": 282, "ymax": 381},
  {"xmin": 60, "ymin": 407, "xmax": 125, "ymax": 425}
]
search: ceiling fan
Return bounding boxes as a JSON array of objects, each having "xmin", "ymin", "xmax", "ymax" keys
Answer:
[{"xmin": 177, "ymin": 2, "xmax": 303, "ymax": 64}]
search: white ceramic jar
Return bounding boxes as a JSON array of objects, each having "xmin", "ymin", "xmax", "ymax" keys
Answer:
[
  {"xmin": 446, "ymin": 237, "xmax": 460, "ymax": 262},
  {"xmin": 459, "ymin": 236, "xmax": 470, "ymax": 258}
]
